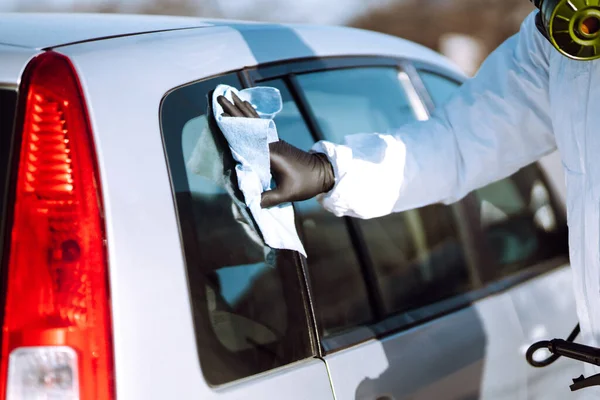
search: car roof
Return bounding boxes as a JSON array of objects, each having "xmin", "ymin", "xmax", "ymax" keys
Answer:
[
  {"xmin": 0, "ymin": 13, "xmax": 464, "ymax": 77},
  {"xmin": 0, "ymin": 13, "xmax": 213, "ymax": 49}
]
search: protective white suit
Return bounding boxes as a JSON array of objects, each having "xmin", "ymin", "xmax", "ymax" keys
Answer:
[{"xmin": 313, "ymin": 11, "xmax": 600, "ymax": 397}]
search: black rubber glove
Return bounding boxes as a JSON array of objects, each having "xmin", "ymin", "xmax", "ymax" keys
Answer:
[
  {"xmin": 217, "ymin": 93, "xmax": 335, "ymax": 209},
  {"xmin": 218, "ymin": 92, "xmax": 260, "ymax": 118},
  {"xmin": 261, "ymin": 141, "xmax": 335, "ymax": 208}
]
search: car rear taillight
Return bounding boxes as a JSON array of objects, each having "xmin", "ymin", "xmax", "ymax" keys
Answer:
[{"xmin": 0, "ymin": 51, "xmax": 114, "ymax": 400}]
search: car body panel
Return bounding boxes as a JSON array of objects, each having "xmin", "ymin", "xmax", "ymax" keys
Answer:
[
  {"xmin": 324, "ymin": 291, "xmax": 527, "ymax": 400},
  {"xmin": 508, "ymin": 266, "xmax": 582, "ymax": 399},
  {"xmin": 0, "ymin": 13, "xmax": 212, "ymax": 49},
  {"xmin": 0, "ymin": 13, "xmax": 463, "ymax": 77},
  {"xmin": 0, "ymin": 44, "xmax": 39, "ymax": 87}
]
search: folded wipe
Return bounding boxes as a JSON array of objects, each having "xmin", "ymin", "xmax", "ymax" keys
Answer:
[{"xmin": 212, "ymin": 84, "xmax": 307, "ymax": 257}]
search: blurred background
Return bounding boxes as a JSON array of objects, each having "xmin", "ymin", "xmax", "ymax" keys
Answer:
[{"xmin": 0, "ymin": 0, "xmax": 535, "ymax": 76}]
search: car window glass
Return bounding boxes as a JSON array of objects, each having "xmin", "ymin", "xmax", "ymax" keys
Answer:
[
  {"xmin": 161, "ymin": 75, "xmax": 313, "ymax": 385},
  {"xmin": 360, "ymin": 205, "xmax": 473, "ymax": 315},
  {"xmin": 419, "ymin": 71, "xmax": 461, "ymax": 107},
  {"xmin": 265, "ymin": 79, "xmax": 374, "ymax": 336},
  {"xmin": 475, "ymin": 165, "xmax": 569, "ymax": 279},
  {"xmin": 267, "ymin": 80, "xmax": 314, "ymax": 151},
  {"xmin": 418, "ymin": 72, "xmax": 568, "ymax": 279},
  {"xmin": 296, "ymin": 67, "xmax": 416, "ymax": 143},
  {"xmin": 295, "ymin": 67, "xmax": 474, "ymax": 322}
]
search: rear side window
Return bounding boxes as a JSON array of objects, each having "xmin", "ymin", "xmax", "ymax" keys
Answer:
[{"xmin": 160, "ymin": 76, "xmax": 313, "ymax": 385}]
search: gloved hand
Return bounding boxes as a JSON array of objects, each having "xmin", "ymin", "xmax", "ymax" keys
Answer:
[{"xmin": 217, "ymin": 93, "xmax": 335, "ymax": 209}]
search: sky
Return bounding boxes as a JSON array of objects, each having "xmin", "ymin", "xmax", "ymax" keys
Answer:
[{"xmin": 0, "ymin": 0, "xmax": 395, "ymax": 24}]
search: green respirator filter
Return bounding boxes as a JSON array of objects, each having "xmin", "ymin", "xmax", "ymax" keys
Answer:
[{"xmin": 535, "ymin": 0, "xmax": 600, "ymax": 60}]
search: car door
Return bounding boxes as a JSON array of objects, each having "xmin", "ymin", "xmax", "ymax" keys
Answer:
[
  {"xmin": 160, "ymin": 72, "xmax": 335, "ymax": 400},
  {"xmin": 251, "ymin": 60, "xmax": 527, "ymax": 399},
  {"xmin": 464, "ymin": 160, "xmax": 579, "ymax": 399}
]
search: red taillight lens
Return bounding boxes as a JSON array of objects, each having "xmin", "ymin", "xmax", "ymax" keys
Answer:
[{"xmin": 0, "ymin": 52, "xmax": 114, "ymax": 400}]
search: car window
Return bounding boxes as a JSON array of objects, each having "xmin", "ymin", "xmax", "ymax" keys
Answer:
[
  {"xmin": 266, "ymin": 80, "xmax": 315, "ymax": 151},
  {"xmin": 360, "ymin": 205, "xmax": 473, "ymax": 316},
  {"xmin": 296, "ymin": 67, "xmax": 417, "ymax": 142},
  {"xmin": 419, "ymin": 70, "xmax": 462, "ymax": 108},
  {"xmin": 417, "ymin": 71, "xmax": 569, "ymax": 279},
  {"xmin": 475, "ymin": 165, "xmax": 569, "ymax": 280},
  {"xmin": 160, "ymin": 75, "xmax": 313, "ymax": 385},
  {"xmin": 265, "ymin": 79, "xmax": 374, "ymax": 337},
  {"xmin": 294, "ymin": 67, "xmax": 474, "ymax": 325}
]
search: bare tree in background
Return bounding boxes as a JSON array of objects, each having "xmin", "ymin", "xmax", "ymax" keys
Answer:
[
  {"xmin": 350, "ymin": 0, "xmax": 535, "ymax": 71},
  {"xmin": 139, "ymin": 0, "xmax": 202, "ymax": 16},
  {"xmin": 15, "ymin": 0, "xmax": 222, "ymax": 17}
]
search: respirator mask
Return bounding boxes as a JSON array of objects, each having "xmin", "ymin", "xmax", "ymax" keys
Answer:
[{"xmin": 532, "ymin": 0, "xmax": 600, "ymax": 60}]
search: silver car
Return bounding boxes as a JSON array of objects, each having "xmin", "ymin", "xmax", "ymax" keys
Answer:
[{"xmin": 0, "ymin": 12, "xmax": 581, "ymax": 400}]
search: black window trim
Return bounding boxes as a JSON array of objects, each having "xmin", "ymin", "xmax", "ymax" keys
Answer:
[
  {"xmin": 244, "ymin": 56, "xmax": 403, "ymax": 84},
  {"xmin": 158, "ymin": 55, "xmax": 570, "ymax": 356}
]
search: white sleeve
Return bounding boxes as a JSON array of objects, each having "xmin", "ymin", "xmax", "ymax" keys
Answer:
[{"xmin": 312, "ymin": 12, "xmax": 556, "ymax": 219}]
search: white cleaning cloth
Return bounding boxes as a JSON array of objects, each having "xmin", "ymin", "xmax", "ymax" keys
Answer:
[{"xmin": 212, "ymin": 84, "xmax": 307, "ymax": 257}]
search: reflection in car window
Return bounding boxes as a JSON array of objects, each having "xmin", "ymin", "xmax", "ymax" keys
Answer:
[
  {"xmin": 294, "ymin": 67, "xmax": 474, "ymax": 326},
  {"xmin": 267, "ymin": 80, "xmax": 314, "ymax": 152},
  {"xmin": 359, "ymin": 205, "xmax": 473, "ymax": 316},
  {"xmin": 266, "ymin": 79, "xmax": 374, "ymax": 336},
  {"xmin": 419, "ymin": 71, "xmax": 461, "ymax": 108},
  {"xmin": 419, "ymin": 71, "xmax": 568, "ymax": 279},
  {"xmin": 296, "ymin": 67, "xmax": 416, "ymax": 143},
  {"xmin": 161, "ymin": 76, "xmax": 313, "ymax": 385},
  {"xmin": 475, "ymin": 165, "xmax": 569, "ymax": 279}
]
